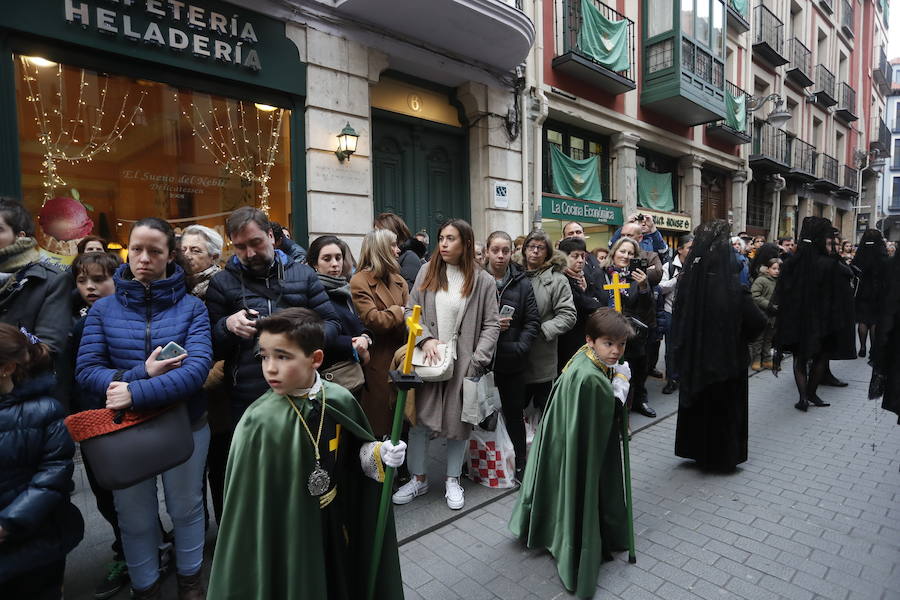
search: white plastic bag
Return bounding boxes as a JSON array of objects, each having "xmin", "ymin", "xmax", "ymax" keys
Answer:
[
  {"xmin": 461, "ymin": 371, "xmax": 501, "ymax": 426},
  {"xmin": 467, "ymin": 413, "xmax": 516, "ymax": 489}
]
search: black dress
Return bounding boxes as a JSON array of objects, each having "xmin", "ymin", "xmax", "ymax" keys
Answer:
[{"xmin": 870, "ymin": 252, "xmax": 900, "ymax": 423}]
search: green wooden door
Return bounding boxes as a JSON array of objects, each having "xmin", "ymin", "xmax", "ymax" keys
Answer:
[{"xmin": 372, "ymin": 113, "xmax": 468, "ymax": 245}]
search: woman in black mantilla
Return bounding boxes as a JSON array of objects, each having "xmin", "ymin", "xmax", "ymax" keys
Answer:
[
  {"xmin": 851, "ymin": 229, "xmax": 890, "ymax": 358},
  {"xmin": 671, "ymin": 220, "xmax": 765, "ymax": 470},
  {"xmin": 869, "ymin": 247, "xmax": 900, "ymax": 423},
  {"xmin": 774, "ymin": 217, "xmax": 856, "ymax": 411}
]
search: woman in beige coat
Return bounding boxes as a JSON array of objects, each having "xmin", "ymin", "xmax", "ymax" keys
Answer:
[
  {"xmin": 392, "ymin": 219, "xmax": 500, "ymax": 511},
  {"xmin": 350, "ymin": 229, "xmax": 409, "ymax": 438}
]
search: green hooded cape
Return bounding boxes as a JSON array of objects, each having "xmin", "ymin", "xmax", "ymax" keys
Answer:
[
  {"xmin": 208, "ymin": 381, "xmax": 404, "ymax": 600},
  {"xmin": 509, "ymin": 346, "xmax": 629, "ymax": 598}
]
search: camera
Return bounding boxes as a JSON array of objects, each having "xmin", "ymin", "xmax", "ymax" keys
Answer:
[
  {"xmin": 628, "ymin": 257, "xmax": 649, "ymax": 272},
  {"xmin": 634, "ymin": 213, "xmax": 644, "ymax": 222}
]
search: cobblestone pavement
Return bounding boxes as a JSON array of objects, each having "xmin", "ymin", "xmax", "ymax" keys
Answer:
[
  {"xmin": 398, "ymin": 358, "xmax": 900, "ymax": 600},
  {"xmin": 62, "ymin": 357, "xmax": 899, "ymax": 599}
]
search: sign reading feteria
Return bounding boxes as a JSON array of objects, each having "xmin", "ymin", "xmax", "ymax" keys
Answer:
[
  {"xmin": 64, "ymin": 0, "xmax": 262, "ymax": 71},
  {"xmin": 541, "ymin": 195, "xmax": 624, "ymax": 226},
  {"xmin": 640, "ymin": 210, "xmax": 692, "ymax": 232}
]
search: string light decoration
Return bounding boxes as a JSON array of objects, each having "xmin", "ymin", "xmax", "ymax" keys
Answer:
[
  {"xmin": 19, "ymin": 57, "xmax": 147, "ymax": 203},
  {"xmin": 179, "ymin": 94, "xmax": 284, "ymax": 215}
]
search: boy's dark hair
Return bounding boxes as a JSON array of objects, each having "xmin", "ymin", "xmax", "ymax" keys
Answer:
[
  {"xmin": 0, "ymin": 197, "xmax": 35, "ymax": 237},
  {"xmin": 558, "ymin": 237, "xmax": 587, "ymax": 254},
  {"xmin": 585, "ymin": 308, "xmax": 635, "ymax": 341},
  {"xmin": 226, "ymin": 206, "xmax": 270, "ymax": 239},
  {"xmin": 71, "ymin": 251, "xmax": 120, "ymax": 278},
  {"xmin": 256, "ymin": 307, "xmax": 324, "ymax": 356},
  {"xmin": 766, "ymin": 257, "xmax": 783, "ymax": 267}
]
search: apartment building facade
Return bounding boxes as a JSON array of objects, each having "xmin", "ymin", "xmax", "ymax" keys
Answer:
[{"xmin": 878, "ymin": 59, "xmax": 900, "ymax": 241}]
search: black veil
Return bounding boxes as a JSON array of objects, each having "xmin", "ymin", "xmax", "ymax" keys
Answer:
[{"xmin": 671, "ymin": 220, "xmax": 742, "ymax": 401}]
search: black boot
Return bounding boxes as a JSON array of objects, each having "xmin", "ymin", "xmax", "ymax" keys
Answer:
[
  {"xmin": 808, "ymin": 395, "xmax": 831, "ymax": 407},
  {"xmin": 132, "ymin": 579, "xmax": 161, "ymax": 600},
  {"xmin": 661, "ymin": 380, "xmax": 678, "ymax": 395},
  {"xmin": 795, "ymin": 397, "xmax": 809, "ymax": 412}
]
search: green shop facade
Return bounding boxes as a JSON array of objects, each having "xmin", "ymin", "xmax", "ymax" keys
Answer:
[{"xmin": 1, "ymin": 0, "xmax": 307, "ymax": 263}]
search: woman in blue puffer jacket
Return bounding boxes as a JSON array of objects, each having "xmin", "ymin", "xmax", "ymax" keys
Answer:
[
  {"xmin": 0, "ymin": 324, "xmax": 83, "ymax": 599},
  {"xmin": 77, "ymin": 217, "xmax": 212, "ymax": 600}
]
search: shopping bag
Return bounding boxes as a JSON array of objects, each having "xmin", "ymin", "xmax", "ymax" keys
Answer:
[
  {"xmin": 461, "ymin": 371, "xmax": 501, "ymax": 426},
  {"xmin": 467, "ymin": 413, "xmax": 516, "ymax": 489}
]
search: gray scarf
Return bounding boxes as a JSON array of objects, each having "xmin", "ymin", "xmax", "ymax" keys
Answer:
[{"xmin": 316, "ymin": 272, "xmax": 352, "ymax": 300}]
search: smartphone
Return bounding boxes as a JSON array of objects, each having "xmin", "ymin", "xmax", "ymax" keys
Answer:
[
  {"xmin": 500, "ymin": 304, "xmax": 516, "ymax": 318},
  {"xmin": 629, "ymin": 258, "xmax": 649, "ymax": 272},
  {"xmin": 157, "ymin": 341, "xmax": 186, "ymax": 361}
]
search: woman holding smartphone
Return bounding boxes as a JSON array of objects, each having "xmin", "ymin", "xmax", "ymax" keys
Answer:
[
  {"xmin": 77, "ymin": 218, "xmax": 213, "ymax": 600},
  {"xmin": 483, "ymin": 231, "xmax": 541, "ymax": 481}
]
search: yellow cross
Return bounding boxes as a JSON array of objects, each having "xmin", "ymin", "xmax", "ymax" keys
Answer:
[
  {"xmin": 401, "ymin": 305, "xmax": 424, "ymax": 375},
  {"xmin": 603, "ymin": 271, "xmax": 629, "ymax": 313}
]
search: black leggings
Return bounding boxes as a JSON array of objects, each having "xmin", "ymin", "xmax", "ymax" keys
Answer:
[
  {"xmin": 496, "ymin": 375, "xmax": 529, "ymax": 469},
  {"xmin": 793, "ymin": 354, "xmax": 829, "ymax": 403}
]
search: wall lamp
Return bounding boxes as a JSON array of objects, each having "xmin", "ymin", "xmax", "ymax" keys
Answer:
[
  {"xmin": 747, "ymin": 93, "xmax": 792, "ymax": 130},
  {"xmin": 854, "ymin": 148, "xmax": 884, "ymax": 174},
  {"xmin": 335, "ymin": 122, "xmax": 359, "ymax": 163}
]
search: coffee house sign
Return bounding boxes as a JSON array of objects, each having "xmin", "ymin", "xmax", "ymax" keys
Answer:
[{"xmin": 64, "ymin": 0, "xmax": 263, "ymax": 71}]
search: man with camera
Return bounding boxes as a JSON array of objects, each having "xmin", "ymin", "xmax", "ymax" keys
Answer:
[{"xmin": 609, "ymin": 213, "xmax": 669, "ymax": 260}]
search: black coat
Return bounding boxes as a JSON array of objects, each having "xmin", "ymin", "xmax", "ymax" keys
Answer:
[
  {"xmin": 321, "ymin": 288, "xmax": 368, "ymax": 370},
  {"xmin": 397, "ymin": 240, "xmax": 426, "ymax": 294},
  {"xmin": 557, "ymin": 271, "xmax": 608, "ymax": 370},
  {"xmin": 0, "ymin": 375, "xmax": 83, "ymax": 582},
  {"xmin": 205, "ymin": 252, "xmax": 341, "ymax": 420},
  {"xmin": 493, "ymin": 263, "xmax": 541, "ymax": 375}
]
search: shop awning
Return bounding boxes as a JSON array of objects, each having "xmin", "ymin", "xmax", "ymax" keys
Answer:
[
  {"xmin": 637, "ymin": 166, "xmax": 675, "ymax": 212},
  {"xmin": 576, "ymin": 0, "xmax": 630, "ymax": 73},
  {"xmin": 550, "ymin": 145, "xmax": 603, "ymax": 202}
]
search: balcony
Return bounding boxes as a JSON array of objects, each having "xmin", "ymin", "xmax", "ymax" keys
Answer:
[
  {"xmin": 874, "ymin": 47, "xmax": 889, "ymax": 89},
  {"xmin": 552, "ymin": 0, "xmax": 636, "ymax": 94},
  {"xmin": 839, "ymin": 165, "xmax": 859, "ymax": 195},
  {"xmin": 785, "ymin": 38, "xmax": 814, "ymax": 88},
  {"xmin": 726, "ymin": 0, "xmax": 750, "ymax": 32},
  {"xmin": 752, "ymin": 5, "xmax": 788, "ymax": 66},
  {"xmin": 819, "ymin": 0, "xmax": 834, "ymax": 14},
  {"xmin": 840, "ymin": 0, "xmax": 854, "ymax": 37},
  {"xmin": 815, "ymin": 153, "xmax": 840, "ymax": 190},
  {"xmin": 787, "ymin": 137, "xmax": 817, "ymax": 182},
  {"xmin": 835, "ymin": 83, "xmax": 858, "ymax": 122},
  {"xmin": 812, "ymin": 65, "xmax": 837, "ymax": 108},
  {"xmin": 321, "ymin": 0, "xmax": 535, "ymax": 73},
  {"xmin": 871, "ymin": 118, "xmax": 891, "ymax": 153},
  {"xmin": 707, "ymin": 81, "xmax": 752, "ymax": 144},
  {"xmin": 750, "ymin": 122, "xmax": 791, "ymax": 172}
]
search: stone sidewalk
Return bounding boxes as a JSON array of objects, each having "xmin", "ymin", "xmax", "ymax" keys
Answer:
[{"xmin": 397, "ymin": 358, "xmax": 900, "ymax": 600}]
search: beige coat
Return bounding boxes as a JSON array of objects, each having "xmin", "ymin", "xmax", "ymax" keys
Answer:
[
  {"xmin": 406, "ymin": 264, "xmax": 500, "ymax": 440},
  {"xmin": 350, "ymin": 270, "xmax": 409, "ymax": 438}
]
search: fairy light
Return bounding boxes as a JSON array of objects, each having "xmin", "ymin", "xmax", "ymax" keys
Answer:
[
  {"xmin": 179, "ymin": 92, "xmax": 284, "ymax": 215},
  {"xmin": 20, "ymin": 57, "xmax": 147, "ymax": 203}
]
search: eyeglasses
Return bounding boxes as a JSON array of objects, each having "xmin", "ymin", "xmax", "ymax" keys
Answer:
[{"xmin": 525, "ymin": 244, "xmax": 546, "ymax": 253}]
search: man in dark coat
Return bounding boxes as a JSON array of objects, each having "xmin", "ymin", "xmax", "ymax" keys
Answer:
[{"xmin": 206, "ymin": 207, "xmax": 340, "ymax": 424}]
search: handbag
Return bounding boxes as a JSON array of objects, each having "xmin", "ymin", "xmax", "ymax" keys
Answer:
[
  {"xmin": 411, "ymin": 340, "xmax": 455, "ymax": 382},
  {"xmin": 322, "ymin": 360, "xmax": 366, "ymax": 395},
  {"xmin": 64, "ymin": 372, "xmax": 194, "ymax": 490},
  {"xmin": 461, "ymin": 371, "xmax": 501, "ymax": 426}
]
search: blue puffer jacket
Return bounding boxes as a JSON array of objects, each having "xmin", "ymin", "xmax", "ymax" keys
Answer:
[
  {"xmin": 76, "ymin": 263, "xmax": 213, "ymax": 423},
  {"xmin": 0, "ymin": 374, "xmax": 84, "ymax": 582}
]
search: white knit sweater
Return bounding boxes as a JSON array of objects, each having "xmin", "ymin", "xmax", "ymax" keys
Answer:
[{"xmin": 435, "ymin": 263, "xmax": 465, "ymax": 343}]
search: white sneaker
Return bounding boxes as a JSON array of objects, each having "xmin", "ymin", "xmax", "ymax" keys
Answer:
[
  {"xmin": 445, "ymin": 477, "xmax": 465, "ymax": 510},
  {"xmin": 392, "ymin": 478, "xmax": 429, "ymax": 505}
]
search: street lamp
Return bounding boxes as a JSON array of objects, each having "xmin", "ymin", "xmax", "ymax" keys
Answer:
[{"xmin": 747, "ymin": 93, "xmax": 792, "ymax": 130}]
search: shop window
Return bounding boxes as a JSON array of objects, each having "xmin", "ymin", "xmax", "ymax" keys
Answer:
[
  {"xmin": 14, "ymin": 55, "xmax": 291, "ymax": 263},
  {"xmin": 542, "ymin": 123, "xmax": 611, "ymax": 202},
  {"xmin": 747, "ymin": 196, "xmax": 771, "ymax": 229}
]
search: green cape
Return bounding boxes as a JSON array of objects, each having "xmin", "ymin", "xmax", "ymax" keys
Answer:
[
  {"xmin": 509, "ymin": 346, "xmax": 628, "ymax": 598},
  {"xmin": 208, "ymin": 381, "xmax": 404, "ymax": 600}
]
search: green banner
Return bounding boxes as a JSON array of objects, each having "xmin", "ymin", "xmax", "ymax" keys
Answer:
[
  {"xmin": 729, "ymin": 0, "xmax": 748, "ymax": 17},
  {"xmin": 725, "ymin": 90, "xmax": 746, "ymax": 132},
  {"xmin": 550, "ymin": 145, "xmax": 604, "ymax": 202},
  {"xmin": 576, "ymin": 0, "xmax": 630, "ymax": 73},
  {"xmin": 637, "ymin": 166, "xmax": 675, "ymax": 212},
  {"xmin": 542, "ymin": 195, "xmax": 623, "ymax": 225}
]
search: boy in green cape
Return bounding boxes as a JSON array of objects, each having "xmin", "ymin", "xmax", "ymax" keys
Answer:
[
  {"xmin": 509, "ymin": 308, "xmax": 633, "ymax": 598},
  {"xmin": 208, "ymin": 308, "xmax": 406, "ymax": 600}
]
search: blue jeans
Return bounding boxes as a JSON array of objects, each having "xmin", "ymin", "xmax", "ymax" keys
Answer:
[
  {"xmin": 407, "ymin": 425, "xmax": 467, "ymax": 479},
  {"xmin": 113, "ymin": 425, "xmax": 210, "ymax": 591}
]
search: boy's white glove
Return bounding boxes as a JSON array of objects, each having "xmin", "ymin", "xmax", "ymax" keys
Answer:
[
  {"xmin": 380, "ymin": 439, "xmax": 407, "ymax": 468},
  {"xmin": 611, "ymin": 361, "xmax": 631, "ymax": 406}
]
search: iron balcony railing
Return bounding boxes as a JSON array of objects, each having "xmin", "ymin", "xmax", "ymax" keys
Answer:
[
  {"xmin": 874, "ymin": 46, "xmax": 889, "ymax": 86},
  {"xmin": 878, "ymin": 118, "xmax": 891, "ymax": 149},
  {"xmin": 842, "ymin": 165, "xmax": 859, "ymax": 192},
  {"xmin": 787, "ymin": 38, "xmax": 812, "ymax": 81},
  {"xmin": 752, "ymin": 122, "xmax": 790, "ymax": 165},
  {"xmin": 837, "ymin": 83, "xmax": 856, "ymax": 114},
  {"xmin": 753, "ymin": 5, "xmax": 785, "ymax": 57},
  {"xmin": 559, "ymin": 0, "xmax": 636, "ymax": 82},
  {"xmin": 815, "ymin": 64, "xmax": 836, "ymax": 99},
  {"xmin": 790, "ymin": 138, "xmax": 817, "ymax": 176},
  {"xmin": 841, "ymin": 0, "xmax": 854, "ymax": 36},
  {"xmin": 818, "ymin": 153, "xmax": 839, "ymax": 185}
]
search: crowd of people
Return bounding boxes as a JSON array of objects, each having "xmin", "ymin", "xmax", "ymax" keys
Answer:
[{"xmin": 0, "ymin": 194, "xmax": 898, "ymax": 599}]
